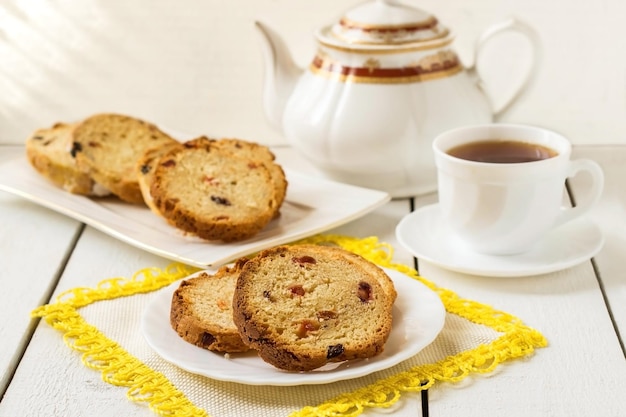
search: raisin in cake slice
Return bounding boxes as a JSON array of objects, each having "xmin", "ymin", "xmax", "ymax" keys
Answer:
[
  {"xmin": 25, "ymin": 122, "xmax": 110, "ymax": 196},
  {"xmin": 170, "ymin": 259, "xmax": 250, "ymax": 353},
  {"xmin": 71, "ymin": 113, "xmax": 178, "ymax": 204},
  {"xmin": 232, "ymin": 244, "xmax": 397, "ymax": 371},
  {"xmin": 150, "ymin": 137, "xmax": 278, "ymax": 242}
]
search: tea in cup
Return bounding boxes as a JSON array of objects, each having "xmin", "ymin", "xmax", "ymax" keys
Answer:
[{"xmin": 432, "ymin": 124, "xmax": 604, "ymax": 255}]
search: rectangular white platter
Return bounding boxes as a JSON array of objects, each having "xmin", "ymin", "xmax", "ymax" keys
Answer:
[{"xmin": 0, "ymin": 153, "xmax": 390, "ymax": 268}]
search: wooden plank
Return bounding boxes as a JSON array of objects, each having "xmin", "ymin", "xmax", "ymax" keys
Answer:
[
  {"xmin": 0, "ymin": 226, "xmax": 169, "ymax": 417},
  {"xmin": 571, "ymin": 145, "xmax": 626, "ymax": 351},
  {"xmin": 417, "ymin": 260, "xmax": 626, "ymax": 416},
  {"xmin": 0, "ymin": 146, "xmax": 83, "ymax": 393}
]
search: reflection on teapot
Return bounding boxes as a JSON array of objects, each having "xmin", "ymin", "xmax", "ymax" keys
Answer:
[{"xmin": 256, "ymin": 0, "xmax": 540, "ymax": 197}]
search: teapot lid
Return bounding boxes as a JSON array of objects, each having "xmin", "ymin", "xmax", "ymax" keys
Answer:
[{"xmin": 324, "ymin": 0, "xmax": 449, "ymax": 46}]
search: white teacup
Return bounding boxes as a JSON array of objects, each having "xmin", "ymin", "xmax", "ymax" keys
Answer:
[{"xmin": 432, "ymin": 124, "xmax": 604, "ymax": 255}]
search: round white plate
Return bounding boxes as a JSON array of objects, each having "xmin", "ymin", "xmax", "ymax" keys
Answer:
[
  {"xmin": 396, "ymin": 203, "xmax": 604, "ymax": 277},
  {"xmin": 141, "ymin": 268, "xmax": 445, "ymax": 386}
]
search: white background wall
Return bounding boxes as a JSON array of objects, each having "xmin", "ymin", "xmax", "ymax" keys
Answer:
[{"xmin": 1, "ymin": 0, "xmax": 624, "ymax": 146}]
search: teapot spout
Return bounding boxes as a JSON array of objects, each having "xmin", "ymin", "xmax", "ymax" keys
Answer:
[{"xmin": 255, "ymin": 20, "xmax": 302, "ymax": 132}]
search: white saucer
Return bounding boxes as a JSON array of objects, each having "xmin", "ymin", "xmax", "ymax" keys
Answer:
[{"xmin": 395, "ymin": 204, "xmax": 604, "ymax": 277}]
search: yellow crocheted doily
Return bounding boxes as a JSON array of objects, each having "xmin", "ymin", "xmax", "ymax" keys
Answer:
[{"xmin": 32, "ymin": 235, "xmax": 547, "ymax": 417}]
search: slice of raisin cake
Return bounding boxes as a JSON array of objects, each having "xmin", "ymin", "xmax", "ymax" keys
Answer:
[
  {"xmin": 170, "ymin": 259, "xmax": 250, "ymax": 353},
  {"xmin": 232, "ymin": 244, "xmax": 397, "ymax": 371},
  {"xmin": 25, "ymin": 122, "xmax": 110, "ymax": 196},
  {"xmin": 71, "ymin": 113, "xmax": 177, "ymax": 203},
  {"xmin": 150, "ymin": 137, "xmax": 278, "ymax": 242}
]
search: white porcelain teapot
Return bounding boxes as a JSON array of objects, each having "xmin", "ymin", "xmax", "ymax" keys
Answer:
[{"xmin": 256, "ymin": 0, "xmax": 539, "ymax": 197}]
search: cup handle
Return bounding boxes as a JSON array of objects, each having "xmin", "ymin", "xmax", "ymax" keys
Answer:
[
  {"xmin": 471, "ymin": 18, "xmax": 542, "ymax": 118},
  {"xmin": 554, "ymin": 159, "xmax": 604, "ymax": 228}
]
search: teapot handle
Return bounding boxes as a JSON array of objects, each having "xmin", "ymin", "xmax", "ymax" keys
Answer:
[{"xmin": 471, "ymin": 18, "xmax": 541, "ymax": 118}]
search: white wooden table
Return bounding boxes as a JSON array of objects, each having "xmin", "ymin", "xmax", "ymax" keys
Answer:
[{"xmin": 0, "ymin": 144, "xmax": 625, "ymax": 417}]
